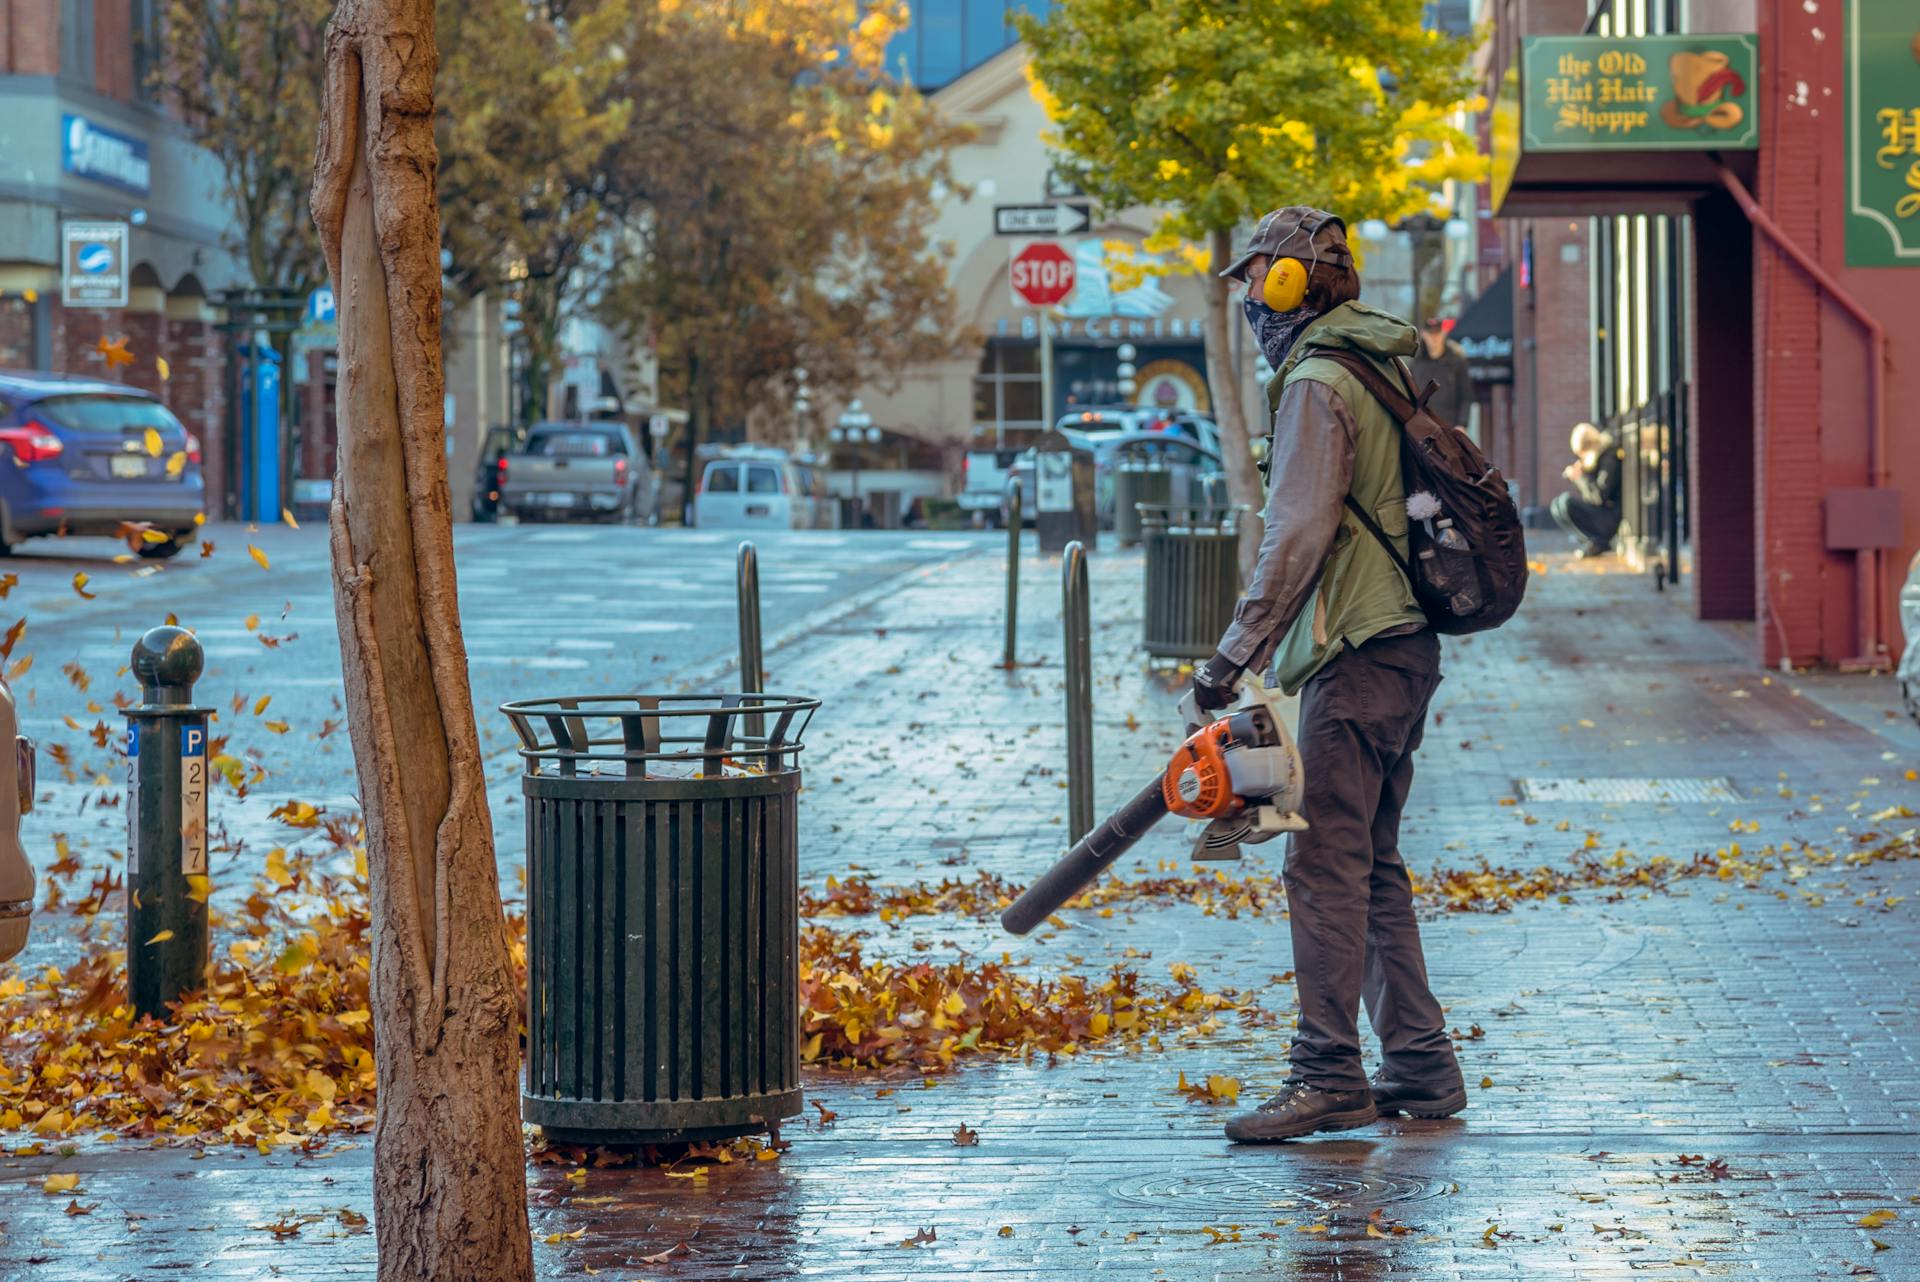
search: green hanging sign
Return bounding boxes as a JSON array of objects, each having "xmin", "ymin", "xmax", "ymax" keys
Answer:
[
  {"xmin": 1846, "ymin": 0, "xmax": 1920, "ymax": 266},
  {"xmin": 1521, "ymin": 34, "xmax": 1759, "ymax": 153}
]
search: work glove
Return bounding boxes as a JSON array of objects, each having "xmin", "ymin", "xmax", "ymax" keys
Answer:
[{"xmin": 1190, "ymin": 652, "xmax": 1243, "ymax": 714}]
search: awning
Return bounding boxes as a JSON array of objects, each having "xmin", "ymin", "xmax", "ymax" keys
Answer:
[{"xmin": 1453, "ymin": 269, "xmax": 1513, "ymax": 385}]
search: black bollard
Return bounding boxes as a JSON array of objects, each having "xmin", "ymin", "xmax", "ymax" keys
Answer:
[
  {"xmin": 1002, "ymin": 478, "xmax": 1021, "ymax": 670},
  {"xmin": 1062, "ymin": 540, "xmax": 1094, "ymax": 842},
  {"xmin": 123, "ymin": 626, "xmax": 211, "ymax": 1020}
]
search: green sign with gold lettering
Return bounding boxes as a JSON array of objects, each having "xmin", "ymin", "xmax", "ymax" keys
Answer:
[
  {"xmin": 1522, "ymin": 34, "xmax": 1758, "ymax": 152},
  {"xmin": 1847, "ymin": 1, "xmax": 1920, "ymax": 266}
]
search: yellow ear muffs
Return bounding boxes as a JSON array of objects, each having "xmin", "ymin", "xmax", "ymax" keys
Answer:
[{"xmin": 1264, "ymin": 257, "xmax": 1309, "ymax": 311}]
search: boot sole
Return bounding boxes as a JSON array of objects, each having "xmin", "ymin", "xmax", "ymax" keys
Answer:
[
  {"xmin": 1225, "ymin": 1105, "xmax": 1379, "ymax": 1144},
  {"xmin": 1374, "ymin": 1090, "xmax": 1468, "ymax": 1119}
]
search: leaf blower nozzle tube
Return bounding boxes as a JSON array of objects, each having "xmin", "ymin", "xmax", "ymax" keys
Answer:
[{"xmin": 1000, "ymin": 778, "xmax": 1170, "ymax": 935}]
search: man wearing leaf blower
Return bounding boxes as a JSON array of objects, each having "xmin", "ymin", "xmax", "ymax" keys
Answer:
[{"xmin": 1193, "ymin": 207, "xmax": 1468, "ymax": 1142}]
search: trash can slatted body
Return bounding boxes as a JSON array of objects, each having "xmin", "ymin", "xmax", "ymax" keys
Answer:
[
  {"xmin": 1142, "ymin": 506, "xmax": 1244, "ymax": 660},
  {"xmin": 505, "ymin": 694, "xmax": 814, "ymax": 1143}
]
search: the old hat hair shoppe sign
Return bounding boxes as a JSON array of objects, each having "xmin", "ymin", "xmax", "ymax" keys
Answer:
[
  {"xmin": 1847, "ymin": 1, "xmax": 1920, "ymax": 266},
  {"xmin": 1520, "ymin": 34, "xmax": 1758, "ymax": 152}
]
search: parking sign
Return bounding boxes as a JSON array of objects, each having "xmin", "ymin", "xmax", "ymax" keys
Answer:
[{"xmin": 62, "ymin": 220, "xmax": 129, "ymax": 308}]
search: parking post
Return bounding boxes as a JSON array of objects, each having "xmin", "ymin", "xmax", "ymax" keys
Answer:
[
  {"xmin": 122, "ymin": 626, "xmax": 212, "ymax": 1020},
  {"xmin": 1002, "ymin": 478, "xmax": 1021, "ymax": 669},
  {"xmin": 738, "ymin": 541, "xmax": 765, "ymax": 739},
  {"xmin": 1062, "ymin": 541, "xmax": 1094, "ymax": 842}
]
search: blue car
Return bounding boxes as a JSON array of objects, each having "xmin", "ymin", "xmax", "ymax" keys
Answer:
[{"xmin": 0, "ymin": 372, "xmax": 206, "ymax": 557}]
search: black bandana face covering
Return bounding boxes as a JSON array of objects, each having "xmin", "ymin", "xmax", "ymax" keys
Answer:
[{"xmin": 1243, "ymin": 296, "xmax": 1317, "ymax": 370}]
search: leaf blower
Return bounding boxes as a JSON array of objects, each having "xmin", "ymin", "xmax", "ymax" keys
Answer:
[{"xmin": 1001, "ymin": 678, "xmax": 1308, "ymax": 935}]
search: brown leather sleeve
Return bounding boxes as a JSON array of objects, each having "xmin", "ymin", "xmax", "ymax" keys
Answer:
[{"xmin": 1215, "ymin": 378, "xmax": 1358, "ymax": 674}]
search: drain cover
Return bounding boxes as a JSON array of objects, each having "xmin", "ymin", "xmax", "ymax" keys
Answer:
[
  {"xmin": 1517, "ymin": 776, "xmax": 1736, "ymax": 803},
  {"xmin": 1105, "ymin": 1168, "xmax": 1453, "ymax": 1213}
]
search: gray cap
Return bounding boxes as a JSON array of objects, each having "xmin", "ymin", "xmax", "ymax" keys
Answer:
[{"xmin": 1219, "ymin": 206, "xmax": 1353, "ymax": 282}]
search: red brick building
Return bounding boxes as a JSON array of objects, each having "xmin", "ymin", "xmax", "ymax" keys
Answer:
[
  {"xmin": 1486, "ymin": 0, "xmax": 1918, "ymax": 669},
  {"xmin": 0, "ymin": 0, "xmax": 247, "ymax": 505}
]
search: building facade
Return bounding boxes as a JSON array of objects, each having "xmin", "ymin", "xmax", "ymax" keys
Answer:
[
  {"xmin": 1488, "ymin": 0, "xmax": 1919, "ymax": 668},
  {"xmin": 0, "ymin": 0, "xmax": 246, "ymax": 485}
]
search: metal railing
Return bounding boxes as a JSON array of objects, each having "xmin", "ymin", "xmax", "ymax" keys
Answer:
[
  {"xmin": 738, "ymin": 541, "xmax": 765, "ymax": 737},
  {"xmin": 1003, "ymin": 478, "xmax": 1021, "ymax": 669},
  {"xmin": 1062, "ymin": 540, "xmax": 1094, "ymax": 843}
]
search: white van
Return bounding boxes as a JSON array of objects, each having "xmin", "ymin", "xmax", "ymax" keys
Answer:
[{"xmin": 692, "ymin": 455, "xmax": 802, "ymax": 528}]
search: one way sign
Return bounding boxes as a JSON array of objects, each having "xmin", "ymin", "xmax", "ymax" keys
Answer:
[{"xmin": 994, "ymin": 203, "xmax": 1091, "ymax": 237}]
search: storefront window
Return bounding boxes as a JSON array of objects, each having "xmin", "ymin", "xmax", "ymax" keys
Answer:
[{"xmin": 973, "ymin": 344, "xmax": 1044, "ymax": 436}]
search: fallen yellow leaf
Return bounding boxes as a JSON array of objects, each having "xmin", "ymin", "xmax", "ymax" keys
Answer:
[
  {"xmin": 540, "ymin": 1228, "xmax": 585, "ymax": 1244},
  {"xmin": 155, "ymin": 356, "xmax": 170, "ymax": 381},
  {"xmin": 1859, "ymin": 1209, "xmax": 1897, "ymax": 1229},
  {"xmin": 166, "ymin": 452, "xmax": 186, "ymax": 477},
  {"xmin": 248, "ymin": 544, "xmax": 270, "ymax": 570},
  {"xmin": 143, "ymin": 428, "xmax": 163, "ymax": 457},
  {"xmin": 71, "ymin": 572, "xmax": 95, "ymax": 600},
  {"xmin": 144, "ymin": 930, "xmax": 174, "ymax": 945},
  {"xmin": 42, "ymin": 1172, "xmax": 79, "ymax": 1194},
  {"xmin": 282, "ymin": 508, "xmax": 299, "ymax": 530}
]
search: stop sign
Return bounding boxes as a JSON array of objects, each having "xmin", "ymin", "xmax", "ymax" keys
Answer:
[{"xmin": 1009, "ymin": 241, "xmax": 1076, "ymax": 308}]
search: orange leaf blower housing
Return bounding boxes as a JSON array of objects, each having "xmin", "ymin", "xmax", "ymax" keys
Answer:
[{"xmin": 1162, "ymin": 719, "xmax": 1245, "ymax": 820}]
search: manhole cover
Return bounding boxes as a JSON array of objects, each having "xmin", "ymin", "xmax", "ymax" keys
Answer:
[
  {"xmin": 1517, "ymin": 776, "xmax": 1736, "ymax": 803},
  {"xmin": 1105, "ymin": 1168, "xmax": 1454, "ymax": 1213}
]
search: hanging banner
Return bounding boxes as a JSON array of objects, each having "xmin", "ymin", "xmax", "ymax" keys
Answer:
[
  {"xmin": 1520, "ymin": 34, "xmax": 1758, "ymax": 152},
  {"xmin": 1846, "ymin": 1, "xmax": 1920, "ymax": 265}
]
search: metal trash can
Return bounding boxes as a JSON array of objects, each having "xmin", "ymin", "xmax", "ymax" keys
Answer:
[
  {"xmin": 1141, "ymin": 504, "xmax": 1245, "ymax": 660},
  {"xmin": 501, "ymin": 692, "xmax": 820, "ymax": 1144},
  {"xmin": 1112, "ymin": 461, "xmax": 1172, "ymax": 547}
]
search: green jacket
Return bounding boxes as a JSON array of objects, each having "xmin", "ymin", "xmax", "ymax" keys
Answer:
[{"xmin": 1215, "ymin": 301, "xmax": 1428, "ymax": 694}]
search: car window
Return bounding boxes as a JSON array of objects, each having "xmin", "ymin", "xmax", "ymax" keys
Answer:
[
  {"xmin": 33, "ymin": 395, "xmax": 183, "ymax": 434},
  {"xmin": 704, "ymin": 463, "xmax": 740, "ymax": 493},
  {"xmin": 531, "ymin": 431, "xmax": 611, "ymax": 458},
  {"xmin": 746, "ymin": 465, "xmax": 782, "ymax": 494}
]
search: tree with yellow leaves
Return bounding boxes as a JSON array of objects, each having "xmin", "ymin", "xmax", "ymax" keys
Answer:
[
  {"xmin": 596, "ymin": 0, "xmax": 967, "ymax": 505},
  {"xmin": 1019, "ymin": 0, "xmax": 1484, "ymax": 572}
]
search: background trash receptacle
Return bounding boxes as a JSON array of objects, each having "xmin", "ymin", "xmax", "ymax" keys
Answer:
[
  {"xmin": 1112, "ymin": 461, "xmax": 1172, "ymax": 547},
  {"xmin": 501, "ymin": 692, "xmax": 820, "ymax": 1144},
  {"xmin": 1141, "ymin": 504, "xmax": 1245, "ymax": 660}
]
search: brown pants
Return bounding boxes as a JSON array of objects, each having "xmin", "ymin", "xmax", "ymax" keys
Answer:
[{"xmin": 1283, "ymin": 630, "xmax": 1459, "ymax": 1093}]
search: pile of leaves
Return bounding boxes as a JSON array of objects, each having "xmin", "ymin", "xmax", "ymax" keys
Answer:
[
  {"xmin": 798, "ymin": 865, "xmax": 1283, "ymax": 924},
  {"xmin": 0, "ymin": 842, "xmax": 1255, "ymax": 1146},
  {"xmin": 799, "ymin": 927, "xmax": 1246, "ymax": 1069},
  {"xmin": 0, "ymin": 847, "xmax": 376, "ymax": 1149}
]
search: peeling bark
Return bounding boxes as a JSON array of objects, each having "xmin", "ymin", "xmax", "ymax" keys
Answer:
[
  {"xmin": 1203, "ymin": 227, "xmax": 1264, "ymax": 579},
  {"xmin": 310, "ymin": 3, "xmax": 532, "ymax": 1279}
]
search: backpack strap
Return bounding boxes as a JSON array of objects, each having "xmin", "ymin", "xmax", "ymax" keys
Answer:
[
  {"xmin": 1308, "ymin": 347, "xmax": 1434, "ymax": 424},
  {"xmin": 1342, "ymin": 494, "xmax": 1416, "ymax": 584}
]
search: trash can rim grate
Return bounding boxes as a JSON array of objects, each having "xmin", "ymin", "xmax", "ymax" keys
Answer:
[{"xmin": 500, "ymin": 692, "xmax": 819, "ymax": 779}]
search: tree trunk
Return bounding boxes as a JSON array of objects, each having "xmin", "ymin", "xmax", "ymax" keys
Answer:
[
  {"xmin": 309, "ymin": 4, "xmax": 533, "ymax": 1281},
  {"xmin": 1202, "ymin": 227, "xmax": 1263, "ymax": 580}
]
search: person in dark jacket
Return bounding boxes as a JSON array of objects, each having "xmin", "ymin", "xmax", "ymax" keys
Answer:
[
  {"xmin": 1550, "ymin": 423, "xmax": 1622, "ymax": 556},
  {"xmin": 1410, "ymin": 317, "xmax": 1473, "ymax": 429}
]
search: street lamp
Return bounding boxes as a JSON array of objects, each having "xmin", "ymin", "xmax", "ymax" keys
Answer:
[
  {"xmin": 1116, "ymin": 342, "xmax": 1138, "ymax": 402},
  {"xmin": 793, "ymin": 367, "xmax": 811, "ymax": 448},
  {"xmin": 831, "ymin": 399, "xmax": 876, "ymax": 526}
]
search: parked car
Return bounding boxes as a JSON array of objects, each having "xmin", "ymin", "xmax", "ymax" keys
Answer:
[
  {"xmin": 0, "ymin": 372, "xmax": 205, "ymax": 557},
  {"xmin": 692, "ymin": 449, "xmax": 807, "ymax": 529},
  {"xmin": 469, "ymin": 424, "xmax": 525, "ymax": 523},
  {"xmin": 499, "ymin": 421, "xmax": 653, "ymax": 524},
  {"xmin": 1004, "ymin": 430, "xmax": 1224, "ymax": 529}
]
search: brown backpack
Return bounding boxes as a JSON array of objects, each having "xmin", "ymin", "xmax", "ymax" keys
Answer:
[{"xmin": 1311, "ymin": 347, "xmax": 1529, "ymax": 636}]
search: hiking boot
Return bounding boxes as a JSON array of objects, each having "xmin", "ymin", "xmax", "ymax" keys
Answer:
[
  {"xmin": 1224, "ymin": 1081, "xmax": 1377, "ymax": 1143},
  {"xmin": 1369, "ymin": 1069, "xmax": 1468, "ymax": 1119}
]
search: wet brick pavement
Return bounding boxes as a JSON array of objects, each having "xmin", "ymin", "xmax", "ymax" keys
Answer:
[{"xmin": 4, "ymin": 539, "xmax": 1919, "ymax": 1280}]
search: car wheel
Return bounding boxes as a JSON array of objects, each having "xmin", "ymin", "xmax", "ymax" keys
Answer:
[{"xmin": 137, "ymin": 536, "xmax": 188, "ymax": 560}]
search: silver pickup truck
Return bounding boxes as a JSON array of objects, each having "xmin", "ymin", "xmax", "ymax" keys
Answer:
[{"xmin": 500, "ymin": 421, "xmax": 653, "ymax": 524}]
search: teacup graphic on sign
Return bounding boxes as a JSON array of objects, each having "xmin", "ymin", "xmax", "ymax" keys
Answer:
[{"xmin": 1660, "ymin": 50, "xmax": 1746, "ymax": 131}]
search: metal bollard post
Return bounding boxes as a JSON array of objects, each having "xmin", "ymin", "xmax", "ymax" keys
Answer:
[
  {"xmin": 1002, "ymin": 478, "xmax": 1022, "ymax": 670},
  {"xmin": 122, "ymin": 626, "xmax": 211, "ymax": 1020},
  {"xmin": 1062, "ymin": 540, "xmax": 1094, "ymax": 843},
  {"xmin": 738, "ymin": 541, "xmax": 765, "ymax": 740}
]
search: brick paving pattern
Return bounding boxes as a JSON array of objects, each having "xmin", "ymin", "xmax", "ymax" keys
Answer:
[{"xmin": 3, "ymin": 542, "xmax": 1918, "ymax": 1280}]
